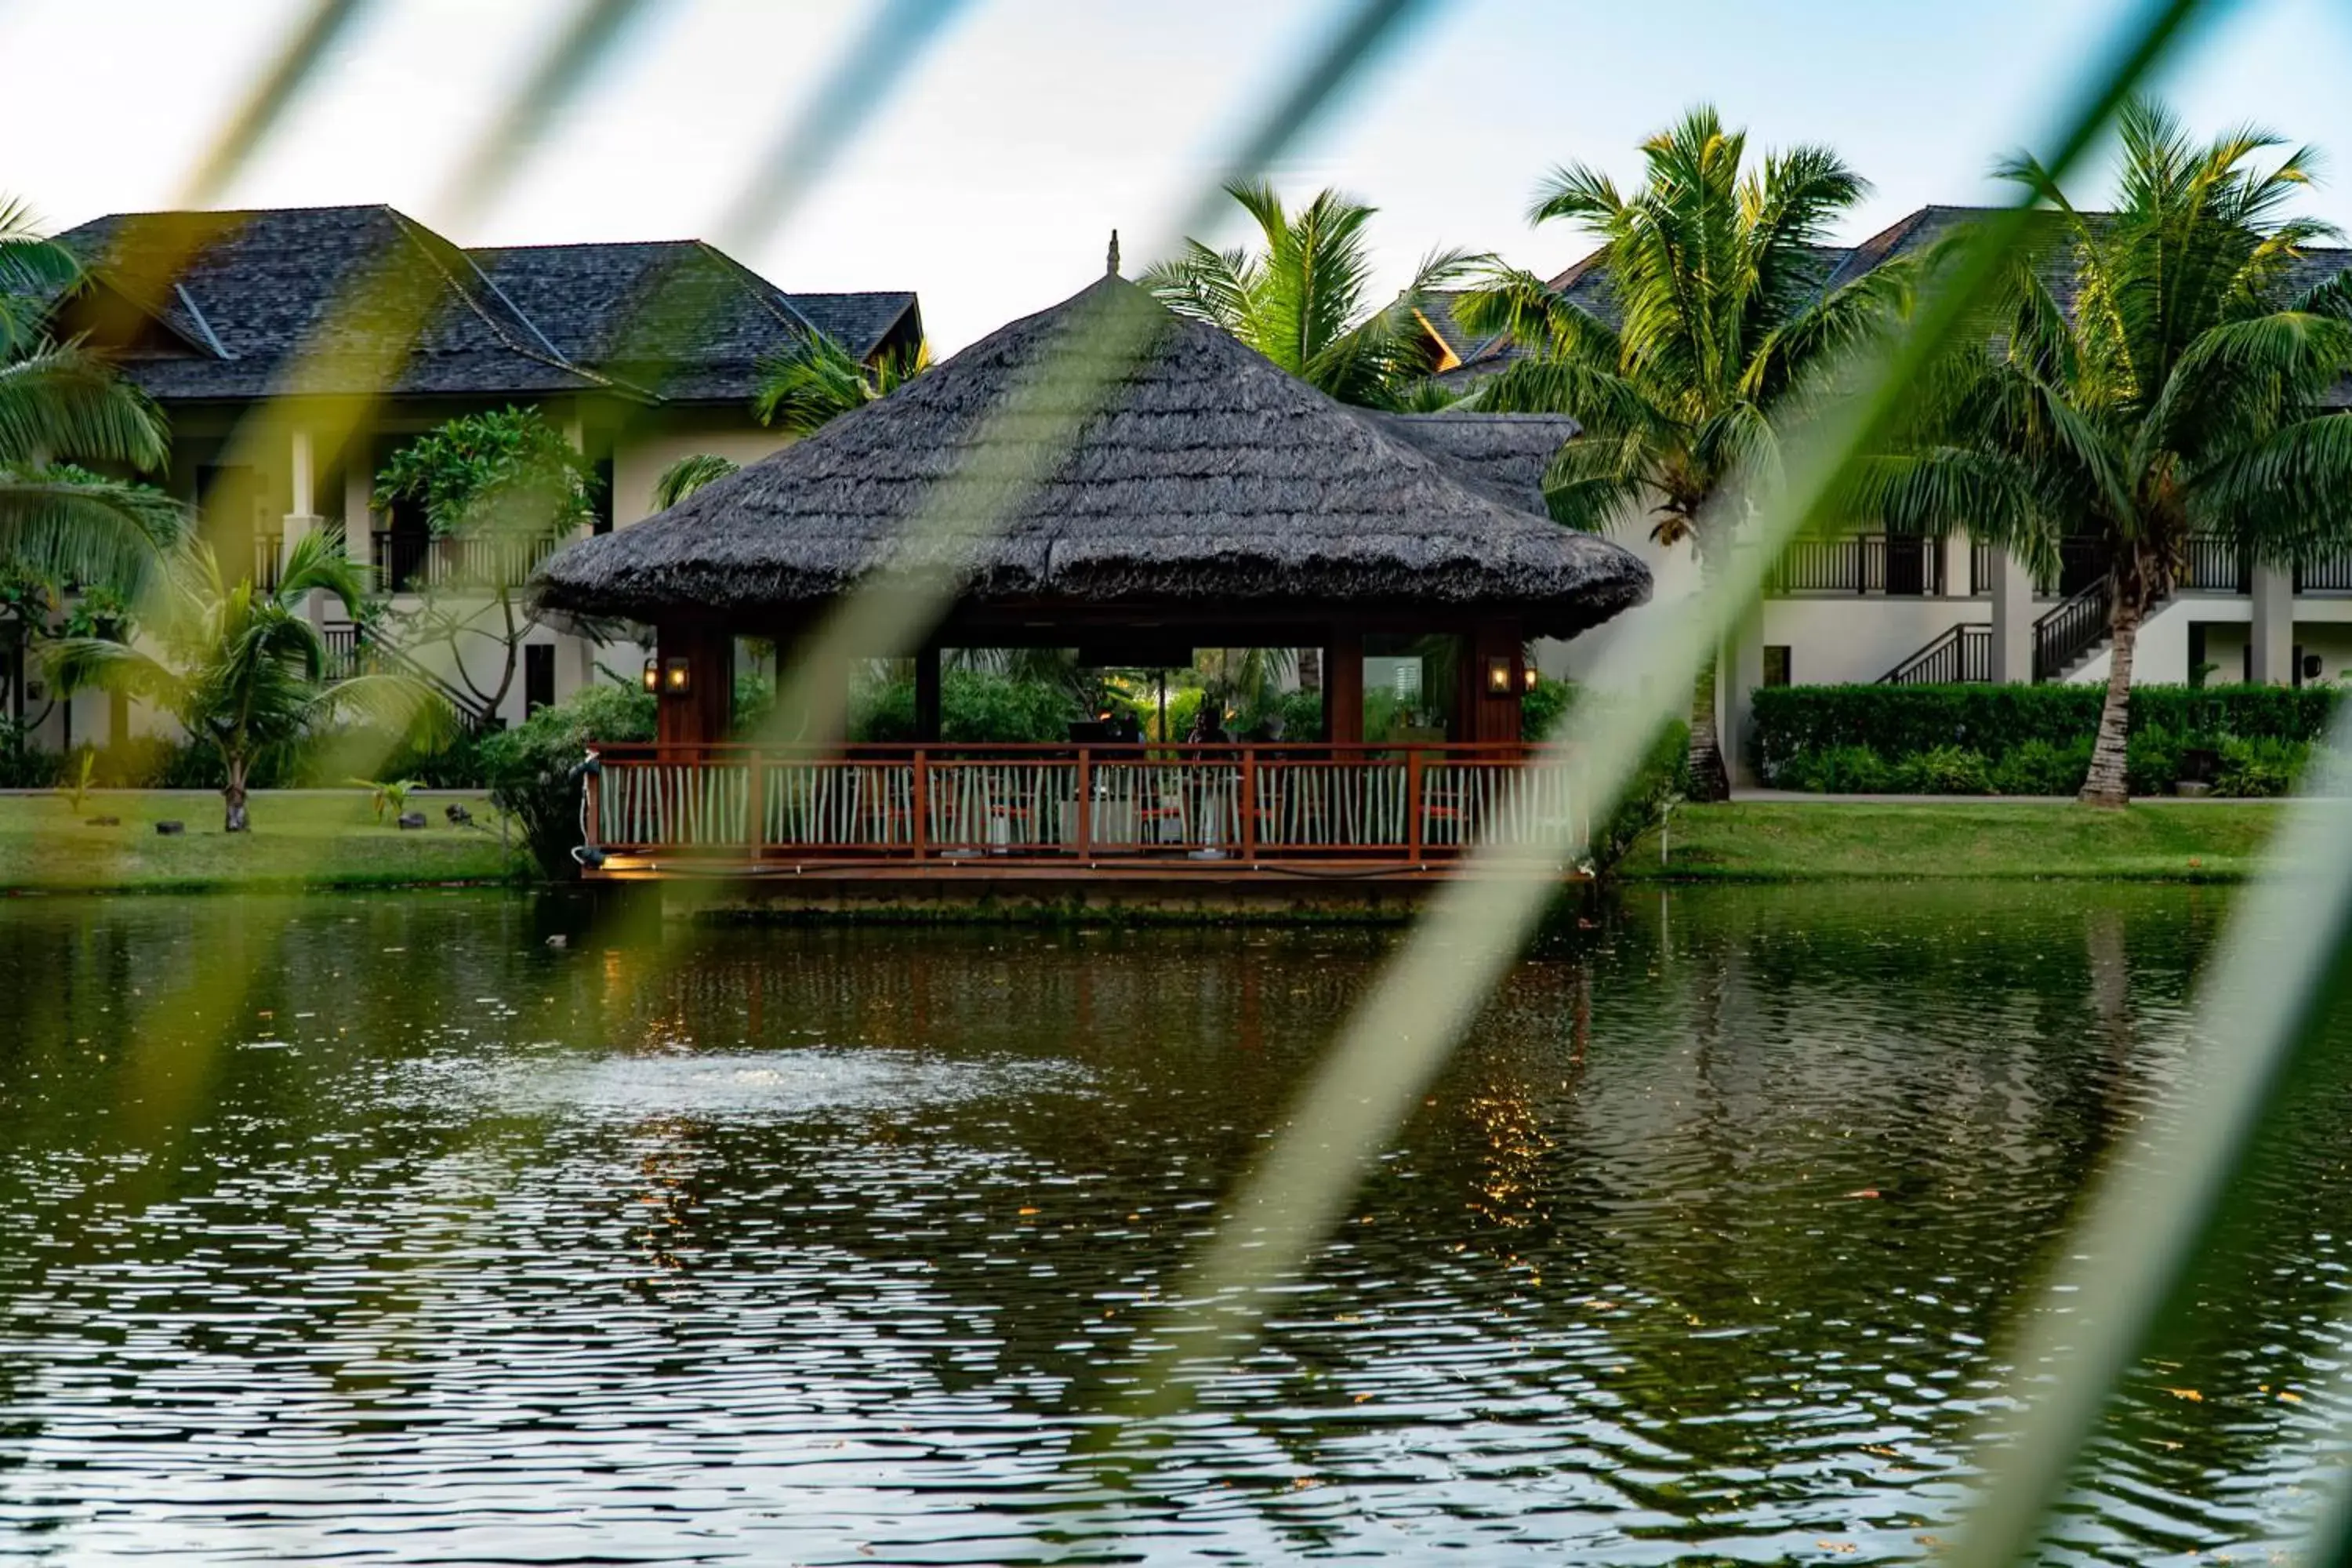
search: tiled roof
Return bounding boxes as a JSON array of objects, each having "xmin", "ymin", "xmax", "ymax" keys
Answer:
[{"xmin": 50, "ymin": 205, "xmax": 922, "ymax": 407}]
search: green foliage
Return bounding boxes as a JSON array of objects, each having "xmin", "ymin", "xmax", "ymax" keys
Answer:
[
  {"xmin": 347, "ymin": 775, "xmax": 423, "ymax": 823},
  {"xmin": 479, "ymin": 684, "xmax": 658, "ymax": 879},
  {"xmin": 376, "ymin": 406, "xmax": 597, "ymax": 541},
  {"xmin": 2214, "ymin": 735, "xmax": 2309, "ymax": 797},
  {"xmin": 753, "ymin": 333, "xmax": 929, "ymax": 437},
  {"xmin": 652, "ymin": 452, "xmax": 739, "ymax": 510},
  {"xmin": 1755, "ymin": 684, "xmax": 2337, "ymax": 795},
  {"xmin": 1987, "ymin": 738, "xmax": 2095, "ymax": 795},
  {"xmin": 1520, "ymin": 676, "xmax": 1572, "ymax": 742},
  {"xmin": 44, "ymin": 533, "xmax": 449, "ymax": 830},
  {"xmin": 1144, "ymin": 180, "xmax": 1469, "ymax": 409},
  {"xmin": 58, "ymin": 746, "xmax": 93, "ymax": 812},
  {"xmin": 852, "ymin": 669, "xmax": 1084, "ymax": 743},
  {"xmin": 1590, "ymin": 719, "xmax": 1691, "ymax": 873}
]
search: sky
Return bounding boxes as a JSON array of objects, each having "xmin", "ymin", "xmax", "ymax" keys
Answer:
[{"xmin": 2, "ymin": 0, "xmax": 2350, "ymax": 353}]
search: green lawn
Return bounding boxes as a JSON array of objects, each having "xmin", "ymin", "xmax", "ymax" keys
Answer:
[
  {"xmin": 0, "ymin": 790, "xmax": 523, "ymax": 892},
  {"xmin": 1621, "ymin": 800, "xmax": 2287, "ymax": 882}
]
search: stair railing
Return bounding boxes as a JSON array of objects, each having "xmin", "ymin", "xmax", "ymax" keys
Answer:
[
  {"xmin": 2032, "ymin": 578, "xmax": 2114, "ymax": 681},
  {"xmin": 1879, "ymin": 623, "xmax": 1991, "ymax": 684}
]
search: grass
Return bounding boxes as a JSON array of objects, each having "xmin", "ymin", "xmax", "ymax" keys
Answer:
[
  {"xmin": 1621, "ymin": 800, "xmax": 2287, "ymax": 882},
  {"xmin": 0, "ymin": 789, "xmax": 524, "ymax": 892}
]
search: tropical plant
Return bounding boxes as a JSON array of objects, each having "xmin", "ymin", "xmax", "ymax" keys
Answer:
[
  {"xmin": 58, "ymin": 746, "xmax": 93, "ymax": 814},
  {"xmin": 374, "ymin": 405, "xmax": 605, "ymax": 724},
  {"xmin": 45, "ymin": 532, "xmax": 451, "ymax": 832},
  {"xmin": 0, "ymin": 199, "xmax": 186, "ymax": 600},
  {"xmin": 652, "ymin": 452, "xmax": 739, "ymax": 509},
  {"xmin": 1144, "ymin": 180, "xmax": 1472, "ymax": 410},
  {"xmin": 1455, "ymin": 108, "xmax": 1896, "ymax": 799},
  {"xmin": 753, "ymin": 331, "xmax": 930, "ymax": 437},
  {"xmin": 1853, "ymin": 100, "xmax": 2352, "ymax": 804},
  {"xmin": 347, "ymin": 774, "xmax": 423, "ymax": 823}
]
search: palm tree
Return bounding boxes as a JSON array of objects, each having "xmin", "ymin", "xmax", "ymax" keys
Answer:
[
  {"xmin": 650, "ymin": 332, "xmax": 931, "ymax": 512},
  {"xmin": 0, "ymin": 199, "xmax": 185, "ymax": 597},
  {"xmin": 753, "ymin": 331, "xmax": 930, "ymax": 437},
  {"xmin": 1856, "ymin": 100, "xmax": 2352, "ymax": 806},
  {"xmin": 1144, "ymin": 181, "xmax": 1471, "ymax": 410},
  {"xmin": 1455, "ymin": 108, "xmax": 1896, "ymax": 800},
  {"xmin": 47, "ymin": 533, "xmax": 449, "ymax": 832}
]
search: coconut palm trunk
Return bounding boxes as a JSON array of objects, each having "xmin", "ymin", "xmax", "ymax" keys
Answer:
[
  {"xmin": 1687, "ymin": 647, "xmax": 1732, "ymax": 802},
  {"xmin": 2078, "ymin": 587, "xmax": 2143, "ymax": 808},
  {"xmin": 223, "ymin": 753, "xmax": 251, "ymax": 833}
]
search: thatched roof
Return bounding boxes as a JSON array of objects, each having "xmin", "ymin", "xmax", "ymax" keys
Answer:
[{"xmin": 533, "ymin": 276, "xmax": 1650, "ymax": 637}]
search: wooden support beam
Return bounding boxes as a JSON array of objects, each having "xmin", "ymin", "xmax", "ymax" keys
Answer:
[
  {"xmin": 1322, "ymin": 624, "xmax": 1363, "ymax": 744},
  {"xmin": 655, "ymin": 625, "xmax": 734, "ymax": 747},
  {"xmin": 1458, "ymin": 619, "xmax": 1524, "ymax": 746}
]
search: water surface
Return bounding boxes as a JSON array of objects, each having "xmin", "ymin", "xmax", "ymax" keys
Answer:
[{"xmin": 0, "ymin": 884, "xmax": 2345, "ymax": 1564}]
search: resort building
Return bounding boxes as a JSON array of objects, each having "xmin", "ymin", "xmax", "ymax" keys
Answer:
[
  {"xmin": 1424, "ymin": 205, "xmax": 2352, "ymax": 778},
  {"xmin": 15, "ymin": 204, "xmax": 920, "ymax": 745}
]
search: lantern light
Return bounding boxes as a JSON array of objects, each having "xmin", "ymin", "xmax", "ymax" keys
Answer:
[
  {"xmin": 663, "ymin": 658, "xmax": 692, "ymax": 695},
  {"xmin": 1485, "ymin": 655, "xmax": 1514, "ymax": 696},
  {"xmin": 1522, "ymin": 663, "xmax": 1540, "ymax": 695},
  {"xmin": 641, "ymin": 659, "xmax": 659, "ymax": 694}
]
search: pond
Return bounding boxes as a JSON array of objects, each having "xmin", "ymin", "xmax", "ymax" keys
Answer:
[{"xmin": 0, "ymin": 884, "xmax": 2344, "ymax": 1564}]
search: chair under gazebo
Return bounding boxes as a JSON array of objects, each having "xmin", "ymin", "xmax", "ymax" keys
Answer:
[{"xmin": 531, "ymin": 275, "xmax": 1650, "ymax": 883}]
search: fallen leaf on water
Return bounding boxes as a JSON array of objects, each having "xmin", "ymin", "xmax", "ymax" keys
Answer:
[
  {"xmin": 2161, "ymin": 1386, "xmax": 2204, "ymax": 1402},
  {"xmin": 1818, "ymin": 1541, "xmax": 1857, "ymax": 1554},
  {"xmin": 1017, "ymin": 1207, "xmax": 1039, "ymax": 1216},
  {"xmin": 1846, "ymin": 1189, "xmax": 1881, "ymax": 1200}
]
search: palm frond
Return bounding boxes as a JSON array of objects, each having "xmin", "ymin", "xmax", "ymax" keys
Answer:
[
  {"xmin": 40, "ymin": 634, "xmax": 181, "ymax": 704},
  {"xmin": 0, "ymin": 466, "xmax": 191, "ymax": 602},
  {"xmin": 653, "ymin": 452, "xmax": 739, "ymax": 510},
  {"xmin": 0, "ymin": 339, "xmax": 171, "ymax": 470}
]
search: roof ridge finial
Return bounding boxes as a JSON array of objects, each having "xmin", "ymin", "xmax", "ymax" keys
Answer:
[{"xmin": 1106, "ymin": 229, "xmax": 1120, "ymax": 278}]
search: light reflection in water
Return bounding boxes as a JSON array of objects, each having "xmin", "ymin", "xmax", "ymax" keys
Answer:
[{"xmin": 0, "ymin": 884, "xmax": 2340, "ymax": 1564}]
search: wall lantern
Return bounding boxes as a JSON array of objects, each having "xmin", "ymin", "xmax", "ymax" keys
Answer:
[
  {"xmin": 1521, "ymin": 663, "xmax": 1539, "ymax": 695},
  {"xmin": 662, "ymin": 658, "xmax": 692, "ymax": 695},
  {"xmin": 1485, "ymin": 655, "xmax": 1515, "ymax": 696},
  {"xmin": 641, "ymin": 659, "xmax": 660, "ymax": 694}
]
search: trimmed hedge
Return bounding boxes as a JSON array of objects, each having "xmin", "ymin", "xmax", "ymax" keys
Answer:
[{"xmin": 1753, "ymin": 683, "xmax": 2336, "ymax": 777}]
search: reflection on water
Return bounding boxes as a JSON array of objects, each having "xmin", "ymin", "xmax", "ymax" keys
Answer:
[{"xmin": 0, "ymin": 884, "xmax": 2343, "ymax": 1563}]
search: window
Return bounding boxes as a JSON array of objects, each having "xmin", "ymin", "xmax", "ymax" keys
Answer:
[
  {"xmin": 525, "ymin": 644, "xmax": 556, "ymax": 716},
  {"xmin": 1763, "ymin": 645, "xmax": 1792, "ymax": 688}
]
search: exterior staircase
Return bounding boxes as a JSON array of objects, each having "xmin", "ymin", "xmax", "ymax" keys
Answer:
[{"xmin": 1875, "ymin": 576, "xmax": 2166, "ymax": 685}]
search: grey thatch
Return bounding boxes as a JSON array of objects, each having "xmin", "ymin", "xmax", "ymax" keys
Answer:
[{"xmin": 533, "ymin": 276, "xmax": 1650, "ymax": 636}]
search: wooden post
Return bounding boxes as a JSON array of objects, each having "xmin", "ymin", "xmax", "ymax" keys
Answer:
[
  {"xmin": 745, "ymin": 746, "xmax": 765, "ymax": 855},
  {"xmin": 1240, "ymin": 748, "xmax": 1258, "ymax": 863},
  {"xmin": 911, "ymin": 748, "xmax": 929, "ymax": 860},
  {"xmin": 656, "ymin": 625, "xmax": 734, "ymax": 747},
  {"xmin": 1406, "ymin": 746, "xmax": 1424, "ymax": 865},
  {"xmin": 914, "ymin": 645, "xmax": 942, "ymax": 742},
  {"xmin": 1461, "ymin": 619, "xmax": 1525, "ymax": 746},
  {"xmin": 1075, "ymin": 749, "xmax": 1093, "ymax": 858},
  {"xmin": 1322, "ymin": 624, "xmax": 1363, "ymax": 744}
]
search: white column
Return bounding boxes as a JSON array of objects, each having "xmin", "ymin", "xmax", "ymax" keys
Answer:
[
  {"xmin": 1990, "ymin": 549, "xmax": 2035, "ymax": 683},
  {"xmin": 281, "ymin": 428, "xmax": 326, "ymax": 626},
  {"xmin": 344, "ymin": 459, "xmax": 374, "ymax": 580},
  {"xmin": 2251, "ymin": 561, "xmax": 2293, "ymax": 684},
  {"xmin": 1942, "ymin": 532, "xmax": 1973, "ymax": 598}
]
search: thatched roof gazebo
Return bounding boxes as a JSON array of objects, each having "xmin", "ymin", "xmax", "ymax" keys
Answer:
[{"xmin": 535, "ymin": 274, "xmax": 1647, "ymax": 748}]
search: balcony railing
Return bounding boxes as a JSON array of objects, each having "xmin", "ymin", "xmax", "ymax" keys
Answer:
[
  {"xmin": 372, "ymin": 530, "xmax": 565, "ymax": 593},
  {"xmin": 253, "ymin": 532, "xmax": 282, "ymax": 593},
  {"xmin": 582, "ymin": 742, "xmax": 1588, "ymax": 877},
  {"xmin": 2183, "ymin": 535, "xmax": 2249, "ymax": 593},
  {"xmin": 1768, "ymin": 534, "xmax": 1944, "ymax": 596},
  {"xmin": 2297, "ymin": 553, "xmax": 2352, "ymax": 595}
]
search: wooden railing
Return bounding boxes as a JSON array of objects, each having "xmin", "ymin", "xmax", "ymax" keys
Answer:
[
  {"xmin": 580, "ymin": 742, "xmax": 1588, "ymax": 875},
  {"xmin": 1881, "ymin": 623, "xmax": 1991, "ymax": 685}
]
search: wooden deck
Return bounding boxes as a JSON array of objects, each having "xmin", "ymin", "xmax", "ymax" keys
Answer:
[{"xmin": 579, "ymin": 742, "xmax": 1590, "ymax": 884}]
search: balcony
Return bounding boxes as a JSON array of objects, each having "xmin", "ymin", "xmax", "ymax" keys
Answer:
[
  {"xmin": 373, "ymin": 530, "xmax": 565, "ymax": 593},
  {"xmin": 581, "ymin": 742, "xmax": 1588, "ymax": 882},
  {"xmin": 1768, "ymin": 534, "xmax": 1947, "ymax": 596}
]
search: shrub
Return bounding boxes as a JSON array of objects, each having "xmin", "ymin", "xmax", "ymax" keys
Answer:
[
  {"xmin": 1779, "ymin": 744, "xmax": 1894, "ymax": 793},
  {"xmin": 1520, "ymin": 676, "xmax": 1573, "ymax": 742},
  {"xmin": 852, "ymin": 670, "xmax": 1083, "ymax": 743},
  {"xmin": 479, "ymin": 684, "xmax": 656, "ymax": 878},
  {"xmin": 1591, "ymin": 719, "xmax": 1690, "ymax": 873},
  {"xmin": 2213, "ymin": 735, "xmax": 2307, "ymax": 797},
  {"xmin": 1893, "ymin": 745, "xmax": 1992, "ymax": 795},
  {"xmin": 2125, "ymin": 728, "xmax": 2183, "ymax": 798},
  {"xmin": 1987, "ymin": 738, "xmax": 2092, "ymax": 795}
]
